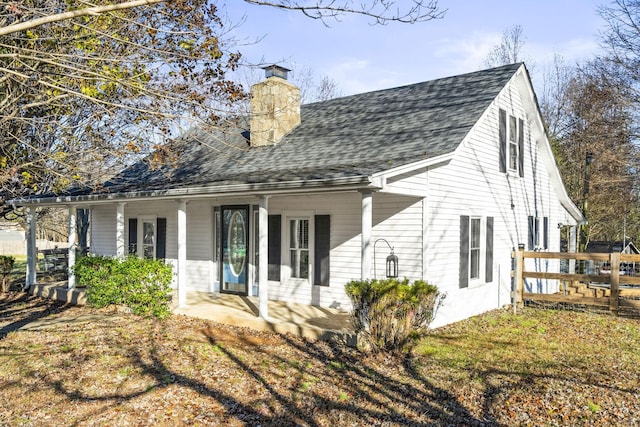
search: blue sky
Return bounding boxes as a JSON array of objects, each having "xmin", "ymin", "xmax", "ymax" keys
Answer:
[{"xmin": 224, "ymin": 0, "xmax": 605, "ymax": 96}]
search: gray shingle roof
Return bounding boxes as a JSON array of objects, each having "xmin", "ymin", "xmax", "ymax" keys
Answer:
[{"xmin": 98, "ymin": 63, "xmax": 523, "ymax": 194}]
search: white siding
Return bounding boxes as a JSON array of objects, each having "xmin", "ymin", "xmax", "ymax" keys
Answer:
[
  {"xmin": 426, "ymin": 75, "xmax": 571, "ymax": 327},
  {"xmin": 90, "ymin": 205, "xmax": 116, "ymax": 256},
  {"xmin": 84, "ymin": 71, "xmax": 575, "ymax": 328}
]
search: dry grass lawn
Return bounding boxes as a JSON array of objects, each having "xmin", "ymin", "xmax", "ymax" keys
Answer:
[{"xmin": 0, "ymin": 287, "xmax": 638, "ymax": 426}]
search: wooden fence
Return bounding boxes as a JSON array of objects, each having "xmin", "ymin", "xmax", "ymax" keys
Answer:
[{"xmin": 512, "ymin": 245, "xmax": 640, "ymax": 315}]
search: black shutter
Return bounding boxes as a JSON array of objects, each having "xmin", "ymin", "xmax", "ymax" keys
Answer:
[
  {"xmin": 314, "ymin": 215, "xmax": 330, "ymax": 286},
  {"xmin": 485, "ymin": 216, "xmax": 494, "ymax": 283},
  {"xmin": 543, "ymin": 216, "xmax": 549, "ymax": 249},
  {"xmin": 128, "ymin": 218, "xmax": 137, "ymax": 255},
  {"xmin": 528, "ymin": 216, "xmax": 535, "ymax": 250},
  {"xmin": 518, "ymin": 118, "xmax": 525, "ymax": 177},
  {"xmin": 268, "ymin": 215, "xmax": 281, "ymax": 281},
  {"xmin": 459, "ymin": 215, "xmax": 469, "ymax": 288},
  {"xmin": 156, "ymin": 218, "xmax": 166, "ymax": 259},
  {"xmin": 499, "ymin": 109, "xmax": 507, "ymax": 173}
]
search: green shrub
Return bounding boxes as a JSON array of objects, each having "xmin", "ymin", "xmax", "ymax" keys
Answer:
[
  {"xmin": 74, "ymin": 255, "xmax": 173, "ymax": 319},
  {"xmin": 345, "ymin": 278, "xmax": 442, "ymax": 353},
  {"xmin": 0, "ymin": 255, "xmax": 15, "ymax": 292}
]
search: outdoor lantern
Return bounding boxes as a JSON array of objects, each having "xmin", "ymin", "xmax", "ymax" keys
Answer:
[
  {"xmin": 386, "ymin": 250, "xmax": 399, "ymax": 278},
  {"xmin": 374, "ymin": 238, "xmax": 399, "ymax": 278}
]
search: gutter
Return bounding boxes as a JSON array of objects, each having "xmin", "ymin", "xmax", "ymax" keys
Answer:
[{"xmin": 9, "ymin": 175, "xmax": 378, "ymax": 207}]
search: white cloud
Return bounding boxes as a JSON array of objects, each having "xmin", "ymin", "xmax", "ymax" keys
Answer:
[{"xmin": 432, "ymin": 31, "xmax": 502, "ymax": 72}]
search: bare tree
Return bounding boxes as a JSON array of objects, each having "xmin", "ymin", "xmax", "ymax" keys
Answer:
[
  {"xmin": 484, "ymin": 24, "xmax": 528, "ymax": 68},
  {"xmin": 553, "ymin": 60, "xmax": 640, "ymax": 243},
  {"xmin": 539, "ymin": 54, "xmax": 576, "ymax": 140},
  {"xmin": 243, "ymin": 0, "xmax": 445, "ymax": 25},
  {"xmin": 599, "ymin": 0, "xmax": 640, "ymax": 99},
  {"xmin": 1, "ymin": 0, "xmax": 443, "ymax": 215}
]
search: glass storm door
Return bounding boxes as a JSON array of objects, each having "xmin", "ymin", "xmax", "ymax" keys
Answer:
[{"xmin": 221, "ymin": 206, "xmax": 248, "ymax": 295}]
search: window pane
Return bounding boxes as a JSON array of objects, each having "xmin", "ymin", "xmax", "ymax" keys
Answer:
[
  {"xmin": 143, "ymin": 245, "xmax": 154, "ymax": 259},
  {"xmin": 509, "ymin": 116, "xmax": 517, "ymax": 142},
  {"xmin": 290, "ymin": 220, "xmax": 297, "ymax": 247},
  {"xmin": 470, "ymin": 248, "xmax": 480, "ymax": 279},
  {"xmin": 290, "ymin": 250, "xmax": 298, "ymax": 276},
  {"xmin": 299, "ymin": 220, "xmax": 309, "ymax": 249},
  {"xmin": 143, "ymin": 222, "xmax": 154, "ymax": 245},
  {"xmin": 300, "ymin": 250, "xmax": 309, "ymax": 278},
  {"xmin": 509, "ymin": 141, "xmax": 518, "ymax": 170},
  {"xmin": 470, "ymin": 218, "xmax": 481, "ymax": 248}
]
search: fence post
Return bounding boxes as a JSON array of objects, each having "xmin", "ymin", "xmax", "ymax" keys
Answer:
[
  {"xmin": 514, "ymin": 244, "xmax": 525, "ymax": 313},
  {"xmin": 609, "ymin": 252, "xmax": 620, "ymax": 316}
]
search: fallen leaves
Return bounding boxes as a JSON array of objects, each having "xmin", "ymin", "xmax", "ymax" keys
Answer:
[{"xmin": 0, "ymin": 292, "xmax": 639, "ymax": 426}]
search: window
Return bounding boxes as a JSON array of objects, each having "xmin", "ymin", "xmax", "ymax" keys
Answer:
[
  {"xmin": 460, "ymin": 215, "xmax": 494, "ymax": 288},
  {"xmin": 470, "ymin": 217, "xmax": 481, "ymax": 280},
  {"xmin": 509, "ymin": 115, "xmax": 518, "ymax": 170},
  {"xmin": 289, "ymin": 218, "xmax": 309, "ymax": 279},
  {"xmin": 499, "ymin": 109, "xmax": 524, "ymax": 177},
  {"xmin": 268, "ymin": 214, "xmax": 330, "ymax": 285},
  {"xmin": 528, "ymin": 216, "xmax": 550, "ymax": 250},
  {"xmin": 128, "ymin": 217, "xmax": 166, "ymax": 259},
  {"xmin": 142, "ymin": 219, "xmax": 155, "ymax": 259}
]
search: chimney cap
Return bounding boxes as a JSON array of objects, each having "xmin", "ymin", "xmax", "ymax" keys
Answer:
[{"xmin": 262, "ymin": 64, "xmax": 291, "ymax": 80}]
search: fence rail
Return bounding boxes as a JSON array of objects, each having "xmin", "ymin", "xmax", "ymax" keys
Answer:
[{"xmin": 512, "ymin": 246, "xmax": 640, "ymax": 315}]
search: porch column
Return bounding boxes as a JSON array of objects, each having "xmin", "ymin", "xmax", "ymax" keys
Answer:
[
  {"xmin": 68, "ymin": 206, "xmax": 77, "ymax": 289},
  {"xmin": 25, "ymin": 207, "xmax": 37, "ymax": 290},
  {"xmin": 361, "ymin": 191, "xmax": 373, "ymax": 280},
  {"xmin": 116, "ymin": 202, "xmax": 126, "ymax": 258},
  {"xmin": 258, "ymin": 196, "xmax": 269, "ymax": 319},
  {"xmin": 177, "ymin": 200, "xmax": 187, "ymax": 307}
]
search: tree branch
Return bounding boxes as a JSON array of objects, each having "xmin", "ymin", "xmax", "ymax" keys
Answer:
[{"xmin": 0, "ymin": 0, "xmax": 165, "ymax": 36}]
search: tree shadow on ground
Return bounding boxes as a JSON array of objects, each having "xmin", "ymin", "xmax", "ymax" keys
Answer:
[{"xmin": 0, "ymin": 291, "xmax": 71, "ymax": 339}]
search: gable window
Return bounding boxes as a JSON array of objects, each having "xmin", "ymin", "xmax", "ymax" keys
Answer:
[
  {"xmin": 289, "ymin": 218, "xmax": 309, "ymax": 279},
  {"xmin": 499, "ymin": 109, "xmax": 525, "ymax": 177},
  {"xmin": 460, "ymin": 215, "xmax": 494, "ymax": 288},
  {"xmin": 509, "ymin": 115, "xmax": 518, "ymax": 170}
]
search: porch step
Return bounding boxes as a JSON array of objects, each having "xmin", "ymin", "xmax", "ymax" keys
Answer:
[
  {"xmin": 559, "ymin": 282, "xmax": 609, "ymax": 299},
  {"xmin": 30, "ymin": 282, "xmax": 87, "ymax": 305}
]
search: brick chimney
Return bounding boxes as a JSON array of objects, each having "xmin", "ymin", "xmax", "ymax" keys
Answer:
[{"xmin": 250, "ymin": 65, "xmax": 301, "ymax": 147}]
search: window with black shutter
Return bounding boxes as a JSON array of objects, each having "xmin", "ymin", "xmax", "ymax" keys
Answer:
[
  {"xmin": 459, "ymin": 215, "xmax": 470, "ymax": 288},
  {"xmin": 268, "ymin": 215, "xmax": 281, "ymax": 281},
  {"xmin": 499, "ymin": 109, "xmax": 507, "ymax": 173},
  {"xmin": 485, "ymin": 217, "xmax": 494, "ymax": 282},
  {"xmin": 128, "ymin": 218, "xmax": 137, "ymax": 255},
  {"xmin": 314, "ymin": 215, "xmax": 330, "ymax": 286},
  {"xmin": 127, "ymin": 217, "xmax": 166, "ymax": 260}
]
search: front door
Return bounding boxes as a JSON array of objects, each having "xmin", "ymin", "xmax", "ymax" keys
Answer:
[{"xmin": 221, "ymin": 206, "xmax": 249, "ymax": 295}]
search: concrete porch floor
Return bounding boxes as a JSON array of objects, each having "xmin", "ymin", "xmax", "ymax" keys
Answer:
[
  {"xmin": 29, "ymin": 282, "xmax": 355, "ymax": 344},
  {"xmin": 173, "ymin": 291, "xmax": 355, "ymax": 344}
]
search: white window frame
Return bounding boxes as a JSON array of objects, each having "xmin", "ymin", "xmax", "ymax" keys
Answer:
[
  {"xmin": 282, "ymin": 211, "xmax": 314, "ymax": 284},
  {"xmin": 469, "ymin": 217, "xmax": 482, "ymax": 280},
  {"xmin": 508, "ymin": 114, "xmax": 518, "ymax": 172},
  {"xmin": 467, "ymin": 215, "xmax": 487, "ymax": 286},
  {"xmin": 138, "ymin": 216, "xmax": 157, "ymax": 259}
]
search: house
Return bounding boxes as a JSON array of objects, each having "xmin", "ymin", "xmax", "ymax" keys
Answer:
[
  {"xmin": 12, "ymin": 63, "xmax": 584, "ymax": 328},
  {"xmin": 585, "ymin": 240, "xmax": 639, "ymax": 275},
  {"xmin": 585, "ymin": 240, "xmax": 639, "ymax": 255}
]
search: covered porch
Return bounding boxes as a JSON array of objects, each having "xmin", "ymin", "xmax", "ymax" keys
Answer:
[{"xmin": 28, "ymin": 282, "xmax": 355, "ymax": 343}]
